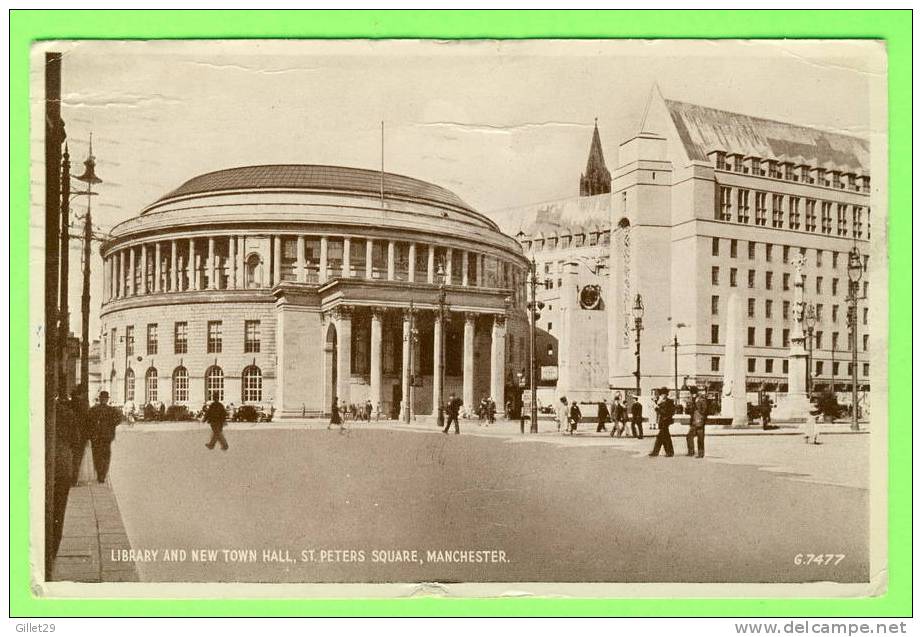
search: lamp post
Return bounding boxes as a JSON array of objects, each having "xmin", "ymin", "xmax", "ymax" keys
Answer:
[
  {"xmin": 435, "ymin": 263, "xmax": 449, "ymax": 429},
  {"xmin": 845, "ymin": 246, "xmax": 865, "ymax": 431},
  {"xmin": 403, "ymin": 301, "xmax": 419, "ymax": 424},
  {"xmin": 74, "ymin": 135, "xmax": 102, "ymax": 407},
  {"xmin": 662, "ymin": 322, "xmax": 689, "ymax": 401},
  {"xmin": 632, "ymin": 294, "xmax": 644, "ymax": 398},
  {"xmin": 804, "ymin": 302, "xmax": 816, "ymax": 397},
  {"xmin": 516, "ymin": 230, "xmax": 547, "ymax": 434}
]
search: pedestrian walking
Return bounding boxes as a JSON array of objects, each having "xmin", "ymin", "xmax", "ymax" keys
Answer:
[
  {"xmin": 556, "ymin": 397, "xmax": 569, "ymax": 433},
  {"xmin": 328, "ymin": 396, "xmax": 344, "ymax": 432},
  {"xmin": 596, "ymin": 400, "xmax": 610, "ymax": 432},
  {"xmin": 649, "ymin": 388, "xmax": 675, "ymax": 457},
  {"xmin": 610, "ymin": 394, "xmax": 626, "ymax": 437},
  {"xmin": 204, "ymin": 394, "xmax": 230, "ymax": 450},
  {"xmin": 685, "ymin": 387, "xmax": 707, "ymax": 458},
  {"xmin": 760, "ymin": 395, "xmax": 777, "ymax": 430},
  {"xmin": 443, "ymin": 392, "xmax": 462, "ymax": 434},
  {"xmin": 804, "ymin": 401, "xmax": 823, "ymax": 445},
  {"xmin": 88, "ymin": 390, "xmax": 124, "ymax": 481},
  {"xmin": 568, "ymin": 400, "xmax": 582, "ymax": 435},
  {"xmin": 630, "ymin": 395, "xmax": 644, "ymax": 439},
  {"xmin": 364, "ymin": 399, "xmax": 373, "ymax": 421}
]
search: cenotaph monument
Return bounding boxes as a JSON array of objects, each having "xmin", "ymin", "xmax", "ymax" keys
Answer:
[{"xmin": 773, "ymin": 253, "xmax": 811, "ymax": 420}]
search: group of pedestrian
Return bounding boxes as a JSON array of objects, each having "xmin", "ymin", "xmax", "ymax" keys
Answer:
[
  {"xmin": 477, "ymin": 397, "xmax": 497, "ymax": 425},
  {"xmin": 595, "ymin": 393, "xmax": 644, "ymax": 439},
  {"xmin": 554, "ymin": 397, "xmax": 582, "ymax": 435},
  {"xmin": 648, "ymin": 386, "xmax": 708, "ymax": 458}
]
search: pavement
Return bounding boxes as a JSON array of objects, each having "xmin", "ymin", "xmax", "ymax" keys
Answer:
[{"xmin": 51, "ymin": 480, "xmax": 139, "ymax": 583}]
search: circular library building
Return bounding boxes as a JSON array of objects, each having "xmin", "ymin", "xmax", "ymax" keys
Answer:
[{"xmin": 98, "ymin": 164, "xmax": 530, "ymax": 419}]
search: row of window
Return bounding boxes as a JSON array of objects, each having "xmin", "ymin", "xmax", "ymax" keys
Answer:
[
  {"xmin": 520, "ymin": 229, "xmax": 611, "ymax": 252},
  {"xmin": 709, "ymin": 324, "xmax": 868, "ymax": 350},
  {"xmin": 711, "ymin": 152, "xmax": 870, "ymax": 193},
  {"xmin": 710, "ymin": 265, "xmax": 869, "ymax": 300},
  {"xmin": 711, "ymin": 237, "xmax": 870, "ymax": 271},
  {"xmin": 715, "ymin": 187, "xmax": 869, "ymax": 239},
  {"xmin": 119, "ymin": 365, "xmax": 263, "ymax": 404},
  {"xmin": 104, "ymin": 320, "xmax": 261, "ymax": 358},
  {"xmin": 710, "ymin": 294, "xmax": 869, "ymax": 327},
  {"xmin": 709, "ymin": 355, "xmax": 869, "ymax": 377}
]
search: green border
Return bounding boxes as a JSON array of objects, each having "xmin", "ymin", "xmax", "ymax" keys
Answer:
[{"xmin": 10, "ymin": 9, "xmax": 911, "ymax": 618}]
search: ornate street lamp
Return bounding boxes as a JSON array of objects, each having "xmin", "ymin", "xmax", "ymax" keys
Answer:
[
  {"xmin": 804, "ymin": 302, "xmax": 816, "ymax": 396},
  {"xmin": 516, "ymin": 229, "xmax": 548, "ymax": 434},
  {"xmin": 435, "ymin": 262, "xmax": 449, "ymax": 429},
  {"xmin": 845, "ymin": 246, "xmax": 865, "ymax": 431},
  {"xmin": 632, "ymin": 293, "xmax": 644, "ymax": 399}
]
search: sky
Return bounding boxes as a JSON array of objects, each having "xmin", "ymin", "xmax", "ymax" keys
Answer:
[{"xmin": 30, "ymin": 38, "xmax": 883, "ymax": 337}]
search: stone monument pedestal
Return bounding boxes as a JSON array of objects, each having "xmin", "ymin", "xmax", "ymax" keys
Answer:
[{"xmin": 773, "ymin": 349, "xmax": 811, "ymax": 420}]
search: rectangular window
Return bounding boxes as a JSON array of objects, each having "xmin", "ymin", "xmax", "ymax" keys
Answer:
[
  {"xmin": 747, "ymin": 326, "xmax": 755, "ymax": 346},
  {"xmin": 805, "ymin": 199, "xmax": 817, "ymax": 232},
  {"xmin": 712, "ymin": 237, "xmax": 720, "ymax": 256},
  {"xmin": 771, "ymin": 194, "xmax": 784, "ymax": 228},
  {"xmin": 815, "ymin": 304, "xmax": 823, "ymax": 322},
  {"xmin": 832, "ymin": 278, "xmax": 839, "ymax": 296},
  {"xmin": 125, "ymin": 325, "xmax": 134, "ymax": 356},
  {"xmin": 717, "ymin": 186, "xmax": 732, "ymax": 221},
  {"xmin": 765, "ymin": 271, "xmax": 773, "ymax": 290},
  {"xmin": 747, "ymin": 358, "xmax": 756, "ymax": 373},
  {"xmin": 755, "ymin": 192, "xmax": 768, "ymax": 225},
  {"xmin": 765, "ymin": 328, "xmax": 773, "ymax": 347},
  {"xmin": 748, "ymin": 270, "xmax": 755, "ymax": 288},
  {"xmin": 146, "ymin": 323, "xmax": 158, "ymax": 355},
  {"xmin": 730, "ymin": 239, "xmax": 738, "ymax": 258},
  {"xmin": 816, "ymin": 249, "xmax": 823, "ymax": 268},
  {"xmin": 817, "ymin": 331, "xmax": 825, "ymax": 349},
  {"xmin": 862, "ymin": 363, "xmax": 869, "ymax": 377},
  {"xmin": 174, "ymin": 322, "xmax": 188, "ymax": 354},
  {"xmin": 783, "ymin": 359, "xmax": 789, "ymax": 374},
  {"xmin": 853, "ymin": 206, "xmax": 864, "ymax": 238},
  {"xmin": 782, "ymin": 328, "xmax": 790, "ymax": 348},
  {"xmin": 832, "ymin": 305, "xmax": 839, "ymax": 323},
  {"xmin": 244, "ymin": 320, "xmax": 261, "ymax": 353},
  {"xmin": 207, "ymin": 320, "xmax": 223, "ymax": 353},
  {"xmin": 863, "ymin": 281, "xmax": 868, "ymax": 298},
  {"xmin": 765, "ymin": 299, "xmax": 773, "ymax": 319},
  {"xmin": 783, "ymin": 272, "xmax": 790, "ymax": 291},
  {"xmin": 765, "ymin": 358, "xmax": 774, "ymax": 373},
  {"xmin": 711, "ymin": 295, "xmax": 719, "ymax": 316},
  {"xmin": 832, "ymin": 251, "xmax": 839, "ymax": 270},
  {"xmin": 836, "ymin": 204, "xmax": 849, "ymax": 236},
  {"xmin": 729, "ymin": 268, "xmax": 738, "ymax": 287},
  {"xmin": 110, "ymin": 328, "xmax": 117, "ymax": 358},
  {"xmin": 833, "ymin": 362, "xmax": 840, "ymax": 376},
  {"xmin": 711, "ymin": 325, "xmax": 719, "ymax": 344},
  {"xmin": 737, "ymin": 189, "xmax": 750, "ymax": 223},
  {"xmin": 863, "ymin": 307, "xmax": 868, "ymax": 325},
  {"xmin": 711, "ymin": 357, "xmax": 720, "ymax": 372},
  {"xmin": 863, "ymin": 334, "xmax": 869, "ymax": 351},
  {"xmin": 783, "ymin": 301, "xmax": 790, "ymax": 320},
  {"xmin": 788, "ymin": 196, "xmax": 801, "ymax": 229},
  {"xmin": 821, "ymin": 202, "xmax": 833, "ymax": 234},
  {"xmin": 782, "ymin": 245, "xmax": 790, "ymax": 264},
  {"xmin": 748, "ymin": 241, "xmax": 756, "ymax": 260},
  {"xmin": 816, "ymin": 276, "xmax": 823, "ymax": 295},
  {"xmin": 816, "ymin": 361, "xmax": 824, "ymax": 376},
  {"xmin": 747, "ymin": 298, "xmax": 755, "ymax": 318},
  {"xmin": 711, "ymin": 266, "xmax": 719, "ymax": 286}
]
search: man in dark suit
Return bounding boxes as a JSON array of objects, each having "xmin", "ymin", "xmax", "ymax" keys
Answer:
[
  {"xmin": 88, "ymin": 391, "xmax": 123, "ymax": 482},
  {"xmin": 443, "ymin": 393, "xmax": 462, "ymax": 434},
  {"xmin": 630, "ymin": 395, "xmax": 644, "ymax": 439},
  {"xmin": 595, "ymin": 400, "xmax": 610, "ymax": 433},
  {"xmin": 649, "ymin": 388, "xmax": 675, "ymax": 457},
  {"xmin": 204, "ymin": 394, "xmax": 229, "ymax": 450},
  {"xmin": 686, "ymin": 388, "xmax": 708, "ymax": 458}
]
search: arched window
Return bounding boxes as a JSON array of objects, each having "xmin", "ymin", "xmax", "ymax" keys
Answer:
[
  {"xmin": 241, "ymin": 366, "xmax": 263, "ymax": 403},
  {"xmin": 145, "ymin": 367, "xmax": 158, "ymax": 403},
  {"xmin": 245, "ymin": 254, "xmax": 261, "ymax": 289},
  {"xmin": 172, "ymin": 366, "xmax": 189, "ymax": 403},
  {"xmin": 205, "ymin": 365, "xmax": 224, "ymax": 402},
  {"xmin": 125, "ymin": 368, "xmax": 135, "ymax": 402}
]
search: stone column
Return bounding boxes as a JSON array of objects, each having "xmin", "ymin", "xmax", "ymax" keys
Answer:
[
  {"xmin": 445, "ymin": 248, "xmax": 453, "ymax": 284},
  {"xmin": 490, "ymin": 315, "xmax": 507, "ymax": 409},
  {"xmin": 154, "ymin": 242, "xmax": 162, "ymax": 293},
  {"xmin": 206, "ymin": 237, "xmax": 215, "ymax": 289},
  {"xmin": 407, "ymin": 243, "xmax": 416, "ymax": 283},
  {"xmin": 272, "ymin": 235, "xmax": 281, "ymax": 286},
  {"xmin": 462, "ymin": 251, "xmax": 469, "ymax": 286},
  {"xmin": 128, "ymin": 246, "xmax": 136, "ymax": 296},
  {"xmin": 462, "ymin": 313, "xmax": 476, "ymax": 414},
  {"xmin": 227, "ymin": 235, "xmax": 236, "ymax": 290},
  {"xmin": 387, "ymin": 240, "xmax": 396, "ymax": 280},
  {"xmin": 236, "ymin": 236, "xmax": 245, "ymax": 288},
  {"xmin": 296, "ymin": 234, "xmax": 306, "ymax": 282},
  {"xmin": 401, "ymin": 310, "xmax": 411, "ymax": 420},
  {"xmin": 370, "ymin": 309, "xmax": 383, "ymax": 413},
  {"xmin": 476, "ymin": 254, "xmax": 484, "ymax": 287},
  {"xmin": 334, "ymin": 307, "xmax": 352, "ymax": 406},
  {"xmin": 319, "ymin": 236, "xmax": 329, "ymax": 283},
  {"xmin": 188, "ymin": 238, "xmax": 196, "ymax": 291},
  {"xmin": 140, "ymin": 243, "xmax": 148, "ymax": 294},
  {"xmin": 170, "ymin": 239, "xmax": 178, "ymax": 292},
  {"xmin": 365, "ymin": 239, "xmax": 374, "ymax": 279},
  {"xmin": 427, "ymin": 245, "xmax": 435, "ymax": 283},
  {"xmin": 342, "ymin": 237, "xmax": 351, "ymax": 278},
  {"xmin": 118, "ymin": 250, "xmax": 125, "ymax": 298},
  {"xmin": 432, "ymin": 311, "xmax": 443, "ymax": 415}
]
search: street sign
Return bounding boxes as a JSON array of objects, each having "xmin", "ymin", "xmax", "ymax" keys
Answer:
[{"xmin": 540, "ymin": 366, "xmax": 558, "ymax": 381}]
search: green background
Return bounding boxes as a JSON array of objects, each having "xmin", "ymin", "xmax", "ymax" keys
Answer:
[{"xmin": 10, "ymin": 9, "xmax": 912, "ymax": 617}]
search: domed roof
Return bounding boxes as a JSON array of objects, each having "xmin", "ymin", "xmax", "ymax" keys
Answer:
[{"xmin": 149, "ymin": 164, "xmax": 476, "ymax": 214}]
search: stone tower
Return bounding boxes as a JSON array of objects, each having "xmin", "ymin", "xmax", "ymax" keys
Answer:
[{"xmin": 579, "ymin": 119, "xmax": 612, "ymax": 197}]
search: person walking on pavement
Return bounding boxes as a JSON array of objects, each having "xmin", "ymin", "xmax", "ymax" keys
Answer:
[
  {"xmin": 204, "ymin": 394, "xmax": 230, "ymax": 450},
  {"xmin": 596, "ymin": 400, "xmax": 610, "ymax": 433},
  {"xmin": 443, "ymin": 392, "xmax": 462, "ymax": 434},
  {"xmin": 568, "ymin": 400, "xmax": 582, "ymax": 435},
  {"xmin": 88, "ymin": 390, "xmax": 124, "ymax": 481},
  {"xmin": 649, "ymin": 388, "xmax": 675, "ymax": 457},
  {"xmin": 803, "ymin": 401, "xmax": 823, "ymax": 445},
  {"xmin": 760, "ymin": 395, "xmax": 777, "ymax": 430},
  {"xmin": 685, "ymin": 387, "xmax": 707, "ymax": 458},
  {"xmin": 630, "ymin": 395, "xmax": 644, "ymax": 439},
  {"xmin": 328, "ymin": 396, "xmax": 343, "ymax": 432},
  {"xmin": 556, "ymin": 397, "xmax": 569, "ymax": 433},
  {"xmin": 610, "ymin": 394, "xmax": 626, "ymax": 437}
]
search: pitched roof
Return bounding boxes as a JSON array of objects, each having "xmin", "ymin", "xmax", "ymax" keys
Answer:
[
  {"xmin": 150, "ymin": 164, "xmax": 477, "ymax": 213},
  {"xmin": 584, "ymin": 120, "xmax": 609, "ymax": 176},
  {"xmin": 665, "ymin": 99, "xmax": 870, "ymax": 173}
]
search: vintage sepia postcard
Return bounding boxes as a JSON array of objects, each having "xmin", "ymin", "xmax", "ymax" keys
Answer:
[{"xmin": 20, "ymin": 28, "xmax": 902, "ymax": 612}]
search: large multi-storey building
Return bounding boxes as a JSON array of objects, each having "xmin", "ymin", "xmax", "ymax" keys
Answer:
[
  {"xmin": 494, "ymin": 89, "xmax": 872, "ymax": 410},
  {"xmin": 98, "ymin": 164, "xmax": 529, "ymax": 419}
]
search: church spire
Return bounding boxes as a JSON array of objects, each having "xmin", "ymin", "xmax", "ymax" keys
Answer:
[{"xmin": 580, "ymin": 118, "xmax": 611, "ymax": 197}]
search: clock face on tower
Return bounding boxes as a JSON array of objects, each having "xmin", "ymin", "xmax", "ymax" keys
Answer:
[{"xmin": 579, "ymin": 284, "xmax": 602, "ymax": 310}]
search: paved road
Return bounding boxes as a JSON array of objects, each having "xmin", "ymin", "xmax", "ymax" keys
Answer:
[{"xmin": 109, "ymin": 426, "xmax": 868, "ymax": 584}]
